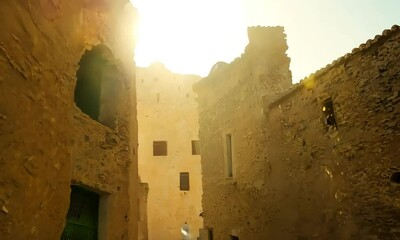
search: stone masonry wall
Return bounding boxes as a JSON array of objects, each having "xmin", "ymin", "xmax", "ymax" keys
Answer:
[
  {"xmin": 194, "ymin": 26, "xmax": 292, "ymax": 240},
  {"xmin": 264, "ymin": 25, "xmax": 400, "ymax": 239},
  {"xmin": 0, "ymin": 1, "xmax": 139, "ymax": 239},
  {"xmin": 136, "ymin": 64, "xmax": 203, "ymax": 240},
  {"xmin": 195, "ymin": 25, "xmax": 400, "ymax": 240}
]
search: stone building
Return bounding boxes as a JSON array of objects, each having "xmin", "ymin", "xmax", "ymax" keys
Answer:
[
  {"xmin": 0, "ymin": 1, "xmax": 142, "ymax": 239},
  {"xmin": 194, "ymin": 25, "xmax": 400, "ymax": 239},
  {"xmin": 136, "ymin": 63, "xmax": 203, "ymax": 240}
]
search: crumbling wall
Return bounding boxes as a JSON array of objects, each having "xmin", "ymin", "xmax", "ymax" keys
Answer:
[
  {"xmin": 195, "ymin": 25, "xmax": 400, "ymax": 240},
  {"xmin": 194, "ymin": 26, "xmax": 292, "ymax": 240},
  {"xmin": 0, "ymin": 1, "xmax": 139, "ymax": 239},
  {"xmin": 265, "ymin": 25, "xmax": 400, "ymax": 239}
]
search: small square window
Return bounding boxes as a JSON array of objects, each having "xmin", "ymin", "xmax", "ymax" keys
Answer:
[
  {"xmin": 180, "ymin": 172, "xmax": 190, "ymax": 191},
  {"xmin": 153, "ymin": 141, "xmax": 167, "ymax": 156},
  {"xmin": 191, "ymin": 140, "xmax": 201, "ymax": 155}
]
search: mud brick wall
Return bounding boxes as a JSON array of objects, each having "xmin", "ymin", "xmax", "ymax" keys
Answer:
[{"xmin": 0, "ymin": 1, "xmax": 139, "ymax": 239}]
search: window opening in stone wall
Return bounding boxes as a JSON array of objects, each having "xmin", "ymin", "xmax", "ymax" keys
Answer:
[
  {"xmin": 390, "ymin": 172, "xmax": 400, "ymax": 184},
  {"xmin": 230, "ymin": 235, "xmax": 239, "ymax": 240},
  {"xmin": 191, "ymin": 140, "xmax": 201, "ymax": 155},
  {"xmin": 61, "ymin": 186, "xmax": 99, "ymax": 240},
  {"xmin": 180, "ymin": 172, "xmax": 190, "ymax": 191},
  {"xmin": 204, "ymin": 228, "xmax": 213, "ymax": 240},
  {"xmin": 153, "ymin": 141, "xmax": 167, "ymax": 156},
  {"xmin": 226, "ymin": 134, "xmax": 233, "ymax": 177},
  {"xmin": 137, "ymin": 199, "xmax": 141, "ymax": 221},
  {"xmin": 74, "ymin": 46, "xmax": 121, "ymax": 129},
  {"xmin": 322, "ymin": 97, "xmax": 337, "ymax": 129}
]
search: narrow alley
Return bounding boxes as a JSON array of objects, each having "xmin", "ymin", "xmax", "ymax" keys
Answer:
[{"xmin": 0, "ymin": 1, "xmax": 399, "ymax": 240}]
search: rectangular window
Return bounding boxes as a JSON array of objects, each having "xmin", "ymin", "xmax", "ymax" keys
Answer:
[
  {"xmin": 180, "ymin": 172, "xmax": 190, "ymax": 191},
  {"xmin": 153, "ymin": 141, "xmax": 167, "ymax": 156},
  {"xmin": 226, "ymin": 134, "xmax": 233, "ymax": 177},
  {"xmin": 230, "ymin": 235, "xmax": 239, "ymax": 240},
  {"xmin": 191, "ymin": 140, "xmax": 201, "ymax": 155}
]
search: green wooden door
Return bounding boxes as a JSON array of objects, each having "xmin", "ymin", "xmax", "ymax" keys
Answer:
[{"xmin": 61, "ymin": 186, "xmax": 99, "ymax": 240}]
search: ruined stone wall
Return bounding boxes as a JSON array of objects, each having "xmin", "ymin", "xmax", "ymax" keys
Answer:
[
  {"xmin": 194, "ymin": 27, "xmax": 292, "ymax": 239},
  {"xmin": 264, "ymin": 25, "xmax": 400, "ymax": 239},
  {"xmin": 0, "ymin": 1, "xmax": 139, "ymax": 239},
  {"xmin": 195, "ymin": 25, "xmax": 400, "ymax": 240},
  {"xmin": 136, "ymin": 64, "xmax": 203, "ymax": 240}
]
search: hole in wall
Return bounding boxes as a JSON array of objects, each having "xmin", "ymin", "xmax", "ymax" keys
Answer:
[
  {"xmin": 74, "ymin": 45, "xmax": 121, "ymax": 129},
  {"xmin": 390, "ymin": 172, "xmax": 400, "ymax": 184},
  {"xmin": 322, "ymin": 97, "xmax": 337, "ymax": 129},
  {"xmin": 191, "ymin": 140, "xmax": 201, "ymax": 155},
  {"xmin": 180, "ymin": 172, "xmax": 190, "ymax": 191},
  {"xmin": 153, "ymin": 141, "xmax": 167, "ymax": 156}
]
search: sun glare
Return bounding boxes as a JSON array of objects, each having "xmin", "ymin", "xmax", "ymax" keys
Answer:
[{"xmin": 132, "ymin": 0, "xmax": 248, "ymax": 76}]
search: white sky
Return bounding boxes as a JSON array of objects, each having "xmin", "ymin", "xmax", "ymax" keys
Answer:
[{"xmin": 131, "ymin": 0, "xmax": 400, "ymax": 82}]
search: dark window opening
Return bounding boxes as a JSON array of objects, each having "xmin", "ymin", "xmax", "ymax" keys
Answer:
[
  {"xmin": 202, "ymin": 228, "xmax": 214, "ymax": 240},
  {"xmin": 61, "ymin": 186, "xmax": 99, "ymax": 240},
  {"xmin": 153, "ymin": 141, "xmax": 167, "ymax": 156},
  {"xmin": 74, "ymin": 46, "xmax": 121, "ymax": 129},
  {"xmin": 226, "ymin": 134, "xmax": 233, "ymax": 177},
  {"xmin": 322, "ymin": 98, "xmax": 337, "ymax": 129},
  {"xmin": 180, "ymin": 172, "xmax": 190, "ymax": 191},
  {"xmin": 137, "ymin": 199, "xmax": 141, "ymax": 221},
  {"xmin": 390, "ymin": 172, "xmax": 400, "ymax": 184},
  {"xmin": 191, "ymin": 140, "xmax": 201, "ymax": 155},
  {"xmin": 230, "ymin": 235, "xmax": 239, "ymax": 240}
]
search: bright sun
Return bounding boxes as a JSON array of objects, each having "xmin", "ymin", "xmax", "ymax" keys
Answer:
[{"xmin": 132, "ymin": 0, "xmax": 248, "ymax": 77}]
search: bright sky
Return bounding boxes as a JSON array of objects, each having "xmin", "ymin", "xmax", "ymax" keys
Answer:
[{"xmin": 131, "ymin": 0, "xmax": 400, "ymax": 82}]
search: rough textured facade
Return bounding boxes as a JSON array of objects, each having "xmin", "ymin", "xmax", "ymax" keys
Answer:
[
  {"xmin": 194, "ymin": 25, "xmax": 400, "ymax": 240},
  {"xmin": 0, "ymin": 1, "xmax": 140, "ymax": 239},
  {"xmin": 136, "ymin": 64, "xmax": 203, "ymax": 240}
]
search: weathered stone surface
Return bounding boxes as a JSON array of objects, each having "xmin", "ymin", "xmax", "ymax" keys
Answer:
[
  {"xmin": 0, "ymin": 1, "xmax": 140, "ymax": 239},
  {"xmin": 195, "ymin": 25, "xmax": 400, "ymax": 240}
]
